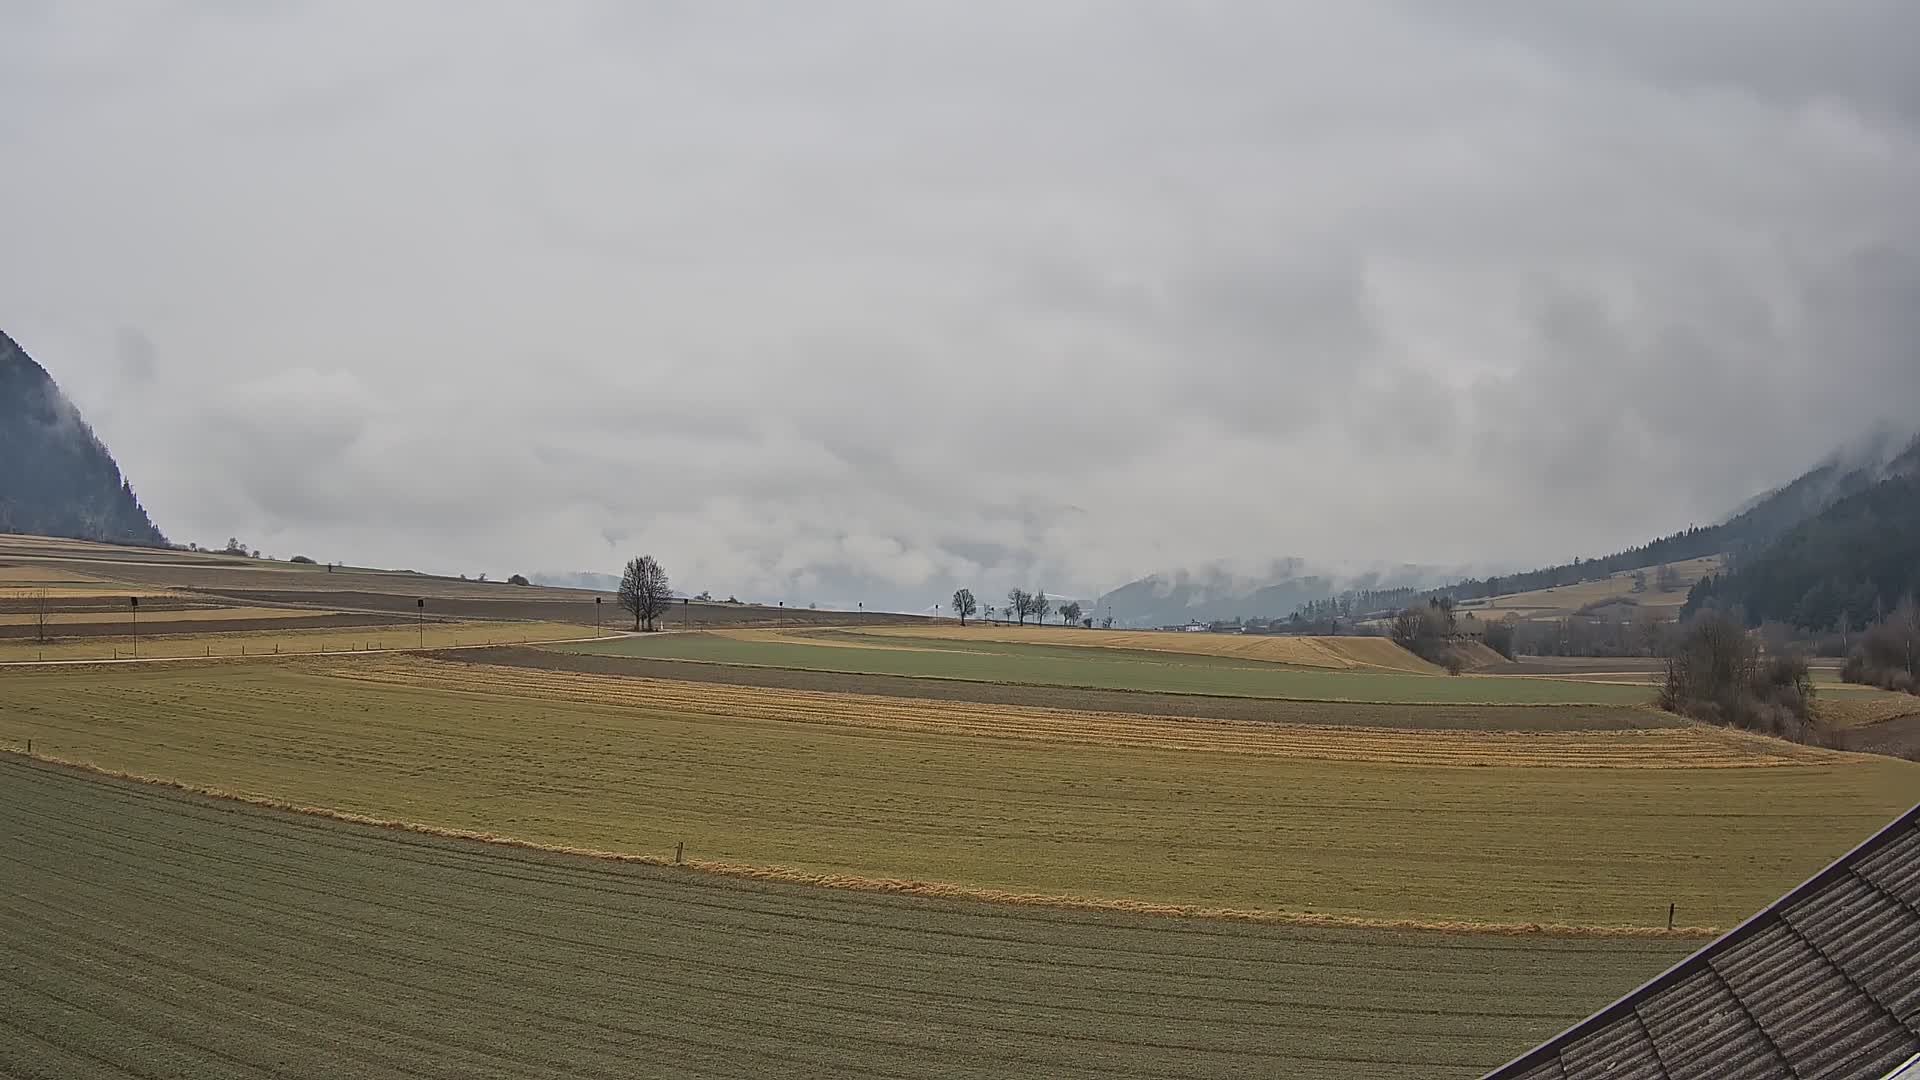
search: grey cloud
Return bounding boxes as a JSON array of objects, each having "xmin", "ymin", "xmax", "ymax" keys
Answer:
[{"xmin": 3, "ymin": 1, "xmax": 1916, "ymax": 606}]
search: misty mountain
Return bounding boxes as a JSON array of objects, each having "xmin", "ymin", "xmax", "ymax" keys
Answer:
[
  {"xmin": 1685, "ymin": 435, "xmax": 1920, "ymax": 628},
  {"xmin": 1100, "ymin": 431, "xmax": 1920, "ymax": 629},
  {"xmin": 529, "ymin": 571, "xmax": 622, "ymax": 593},
  {"xmin": 1095, "ymin": 560, "xmax": 1462, "ymax": 628},
  {"xmin": 1423, "ymin": 430, "xmax": 1920, "ymax": 606},
  {"xmin": 0, "ymin": 330, "xmax": 165, "ymax": 547}
]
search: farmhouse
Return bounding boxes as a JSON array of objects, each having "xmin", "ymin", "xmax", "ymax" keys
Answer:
[{"xmin": 1485, "ymin": 803, "xmax": 1920, "ymax": 1079}]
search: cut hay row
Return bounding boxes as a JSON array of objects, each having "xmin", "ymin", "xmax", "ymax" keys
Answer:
[
  {"xmin": 852, "ymin": 624, "xmax": 1445, "ymax": 673},
  {"xmin": 0, "ymin": 756, "xmax": 1698, "ymax": 1080},
  {"xmin": 1814, "ymin": 691, "xmax": 1920, "ymax": 730},
  {"xmin": 0, "ymin": 585, "xmax": 181, "ymax": 600},
  {"xmin": 0, "ymin": 563, "xmax": 126, "ymax": 586},
  {"xmin": 0, "ymin": 604, "xmax": 323, "ymax": 627},
  {"xmin": 0, "ymin": 619, "xmax": 591, "ymax": 662},
  {"xmin": 328, "ymin": 657, "xmax": 1828, "ymax": 769}
]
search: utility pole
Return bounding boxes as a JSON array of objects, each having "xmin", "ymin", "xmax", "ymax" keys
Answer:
[
  {"xmin": 129, "ymin": 596, "xmax": 139, "ymax": 658},
  {"xmin": 417, "ymin": 597, "xmax": 425, "ymax": 648}
]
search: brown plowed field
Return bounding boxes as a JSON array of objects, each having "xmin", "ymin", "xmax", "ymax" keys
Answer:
[{"xmin": 453, "ymin": 646, "xmax": 1677, "ymax": 731}]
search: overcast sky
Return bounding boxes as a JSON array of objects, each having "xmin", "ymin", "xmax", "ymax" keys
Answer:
[{"xmin": 4, "ymin": 2, "xmax": 1917, "ymax": 610}]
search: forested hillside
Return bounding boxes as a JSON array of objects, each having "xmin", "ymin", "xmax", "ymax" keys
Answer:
[
  {"xmin": 0, "ymin": 330, "xmax": 166, "ymax": 546},
  {"xmin": 1428, "ymin": 432, "xmax": 1920, "ymax": 606},
  {"xmin": 1685, "ymin": 460, "xmax": 1920, "ymax": 629}
]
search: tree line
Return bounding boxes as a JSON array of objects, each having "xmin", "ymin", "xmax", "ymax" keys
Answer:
[
  {"xmin": 1841, "ymin": 599, "xmax": 1920, "ymax": 696},
  {"xmin": 1683, "ymin": 472, "xmax": 1919, "ymax": 632},
  {"xmin": 1658, "ymin": 611, "xmax": 1821, "ymax": 743},
  {"xmin": 949, "ymin": 587, "xmax": 1088, "ymax": 627}
]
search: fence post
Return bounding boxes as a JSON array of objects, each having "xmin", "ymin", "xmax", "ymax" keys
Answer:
[
  {"xmin": 675, "ymin": 841, "xmax": 684, "ymax": 865},
  {"xmin": 1668, "ymin": 903, "xmax": 1675, "ymax": 930}
]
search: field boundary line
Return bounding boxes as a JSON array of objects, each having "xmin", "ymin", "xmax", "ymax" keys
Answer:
[{"xmin": 0, "ymin": 749, "xmax": 1722, "ymax": 940}]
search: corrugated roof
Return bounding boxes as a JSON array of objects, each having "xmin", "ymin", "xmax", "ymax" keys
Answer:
[{"xmin": 1485, "ymin": 804, "xmax": 1920, "ymax": 1080}]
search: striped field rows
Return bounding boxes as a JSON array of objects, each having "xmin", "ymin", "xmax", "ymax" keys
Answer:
[
  {"xmin": 332, "ymin": 658, "xmax": 1826, "ymax": 769},
  {"xmin": 2, "ymin": 658, "xmax": 1912, "ymax": 927},
  {"xmin": 0, "ymin": 757, "xmax": 1691, "ymax": 1080}
]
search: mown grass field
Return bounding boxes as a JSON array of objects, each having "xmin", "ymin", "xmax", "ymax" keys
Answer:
[
  {"xmin": 4, "ymin": 658, "xmax": 1912, "ymax": 928},
  {"xmin": 557, "ymin": 629, "xmax": 1657, "ymax": 704},
  {"xmin": 862, "ymin": 624, "xmax": 1446, "ymax": 672},
  {"xmin": 1453, "ymin": 555, "xmax": 1723, "ymax": 621},
  {"xmin": 454, "ymin": 645, "xmax": 1680, "ymax": 730},
  {"xmin": 0, "ymin": 758, "xmax": 1696, "ymax": 1080},
  {"xmin": 0, "ymin": 604, "xmax": 350, "ymax": 627},
  {"xmin": 0, "ymin": 620, "xmax": 595, "ymax": 662}
]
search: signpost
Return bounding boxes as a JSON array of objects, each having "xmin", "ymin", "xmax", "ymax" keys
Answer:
[
  {"xmin": 417, "ymin": 597, "xmax": 425, "ymax": 649},
  {"xmin": 129, "ymin": 596, "xmax": 139, "ymax": 658}
]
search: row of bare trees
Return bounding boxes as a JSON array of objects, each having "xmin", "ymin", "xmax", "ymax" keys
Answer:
[{"xmin": 949, "ymin": 587, "xmax": 1085, "ymax": 627}]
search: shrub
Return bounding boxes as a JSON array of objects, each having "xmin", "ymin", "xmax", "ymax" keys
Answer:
[
  {"xmin": 289, "ymin": 555, "xmax": 315, "ymax": 565},
  {"xmin": 507, "ymin": 574, "xmax": 531, "ymax": 586},
  {"xmin": 1841, "ymin": 599, "xmax": 1920, "ymax": 696},
  {"xmin": 1484, "ymin": 619, "xmax": 1516, "ymax": 661},
  {"xmin": 1660, "ymin": 612, "xmax": 1820, "ymax": 742}
]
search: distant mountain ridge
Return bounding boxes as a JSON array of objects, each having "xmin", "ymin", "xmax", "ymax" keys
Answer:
[
  {"xmin": 1099, "ymin": 431, "xmax": 1920, "ymax": 628},
  {"xmin": 1095, "ymin": 559, "xmax": 1464, "ymax": 628},
  {"xmin": 0, "ymin": 329, "xmax": 166, "ymax": 546}
]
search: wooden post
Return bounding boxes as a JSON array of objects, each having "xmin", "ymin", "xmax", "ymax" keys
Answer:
[
  {"xmin": 675, "ymin": 841, "xmax": 684, "ymax": 865},
  {"xmin": 1668, "ymin": 903, "xmax": 1675, "ymax": 930},
  {"xmin": 25, "ymin": 739, "xmax": 30, "ymax": 755}
]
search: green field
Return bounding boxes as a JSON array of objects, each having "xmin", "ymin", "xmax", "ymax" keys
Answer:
[
  {"xmin": 555, "ymin": 630, "xmax": 1658, "ymax": 705},
  {"xmin": 0, "ymin": 757, "xmax": 1697, "ymax": 1079},
  {"xmin": 3, "ymin": 659, "xmax": 1911, "ymax": 928}
]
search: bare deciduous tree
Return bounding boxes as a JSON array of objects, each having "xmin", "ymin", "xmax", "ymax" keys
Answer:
[
  {"xmin": 1007, "ymin": 588, "xmax": 1030, "ymax": 626},
  {"xmin": 1059, "ymin": 600, "xmax": 1083, "ymax": 626},
  {"xmin": 619, "ymin": 555, "xmax": 672, "ymax": 631},
  {"xmin": 951, "ymin": 588, "xmax": 978, "ymax": 626},
  {"xmin": 1031, "ymin": 590, "xmax": 1051, "ymax": 626}
]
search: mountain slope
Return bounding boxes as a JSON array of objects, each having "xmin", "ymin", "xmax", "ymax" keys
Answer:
[
  {"xmin": 0, "ymin": 330, "xmax": 166, "ymax": 546},
  {"xmin": 1106, "ymin": 432, "xmax": 1920, "ymax": 629},
  {"xmin": 1430, "ymin": 431, "xmax": 1920, "ymax": 606},
  {"xmin": 1684, "ymin": 450, "xmax": 1920, "ymax": 629}
]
